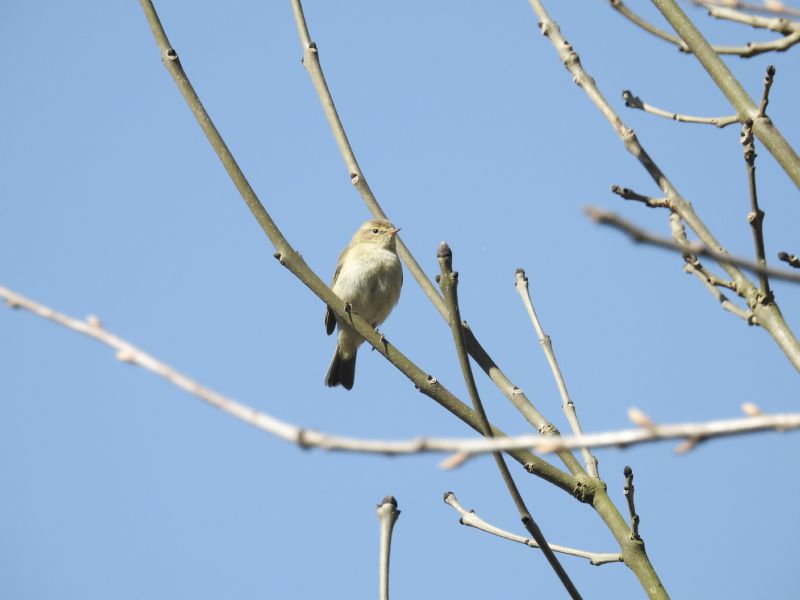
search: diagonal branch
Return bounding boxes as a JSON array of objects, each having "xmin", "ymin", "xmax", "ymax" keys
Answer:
[
  {"xmin": 288, "ymin": 0, "xmax": 586, "ymax": 478},
  {"xmin": 515, "ymin": 269, "xmax": 599, "ymax": 478},
  {"xmin": 437, "ymin": 245, "xmax": 582, "ymax": 600},
  {"xmin": 651, "ymin": 0, "xmax": 800, "ymax": 189},
  {"xmin": 137, "ymin": 0, "xmax": 577, "ymax": 493},
  {"xmin": 585, "ymin": 206, "xmax": 800, "ymax": 284},
  {"xmin": 443, "ymin": 492, "xmax": 623, "ymax": 566}
]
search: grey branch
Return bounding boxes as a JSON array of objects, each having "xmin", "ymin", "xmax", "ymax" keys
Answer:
[
  {"xmin": 289, "ymin": 0, "xmax": 585, "ymax": 481},
  {"xmin": 377, "ymin": 496, "xmax": 400, "ymax": 600},
  {"xmin": 443, "ymin": 492, "xmax": 622, "ymax": 566},
  {"xmin": 684, "ymin": 263, "xmax": 755, "ymax": 323},
  {"xmin": 4, "ymin": 285, "xmax": 798, "ymax": 458},
  {"xmin": 515, "ymin": 269, "xmax": 599, "ymax": 478},
  {"xmin": 623, "ymin": 466, "xmax": 641, "ymax": 541},
  {"xmin": 585, "ymin": 206, "xmax": 800, "ymax": 284},
  {"xmin": 438, "ymin": 246, "xmax": 582, "ymax": 600},
  {"xmin": 138, "ymin": 0, "xmax": 576, "ymax": 492},
  {"xmin": 692, "ymin": 0, "xmax": 800, "ymax": 18},
  {"xmin": 622, "ymin": 90, "xmax": 738, "ymax": 128},
  {"xmin": 612, "ymin": 0, "xmax": 800, "ymax": 57}
]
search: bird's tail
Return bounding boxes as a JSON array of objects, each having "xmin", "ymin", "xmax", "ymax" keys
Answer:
[{"xmin": 324, "ymin": 347, "xmax": 357, "ymax": 390}]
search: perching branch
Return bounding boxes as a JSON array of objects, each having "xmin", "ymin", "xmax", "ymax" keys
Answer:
[
  {"xmin": 622, "ymin": 90, "xmax": 738, "ymax": 128},
  {"xmin": 377, "ymin": 496, "xmax": 400, "ymax": 600},
  {"xmin": 288, "ymin": 0, "xmax": 586, "ymax": 479},
  {"xmin": 443, "ymin": 492, "xmax": 623, "ymax": 567},
  {"xmin": 514, "ymin": 269, "xmax": 599, "ymax": 479},
  {"xmin": 137, "ymin": 0, "xmax": 578, "ymax": 494},
  {"xmin": 584, "ymin": 206, "xmax": 800, "ymax": 285},
  {"xmin": 437, "ymin": 245, "xmax": 582, "ymax": 600}
]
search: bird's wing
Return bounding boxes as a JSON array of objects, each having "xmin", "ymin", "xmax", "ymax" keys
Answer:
[{"xmin": 325, "ymin": 252, "xmax": 346, "ymax": 335}]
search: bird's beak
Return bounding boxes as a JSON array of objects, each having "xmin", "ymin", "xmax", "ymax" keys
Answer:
[{"xmin": 388, "ymin": 227, "xmax": 401, "ymax": 236}]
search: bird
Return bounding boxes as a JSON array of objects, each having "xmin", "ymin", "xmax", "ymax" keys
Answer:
[{"xmin": 324, "ymin": 218, "xmax": 403, "ymax": 390}]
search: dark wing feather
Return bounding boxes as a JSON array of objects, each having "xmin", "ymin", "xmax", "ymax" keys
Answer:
[
  {"xmin": 324, "ymin": 257, "xmax": 345, "ymax": 335},
  {"xmin": 325, "ymin": 306, "xmax": 336, "ymax": 335}
]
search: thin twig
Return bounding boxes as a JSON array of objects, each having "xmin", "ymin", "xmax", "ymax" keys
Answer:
[
  {"xmin": 514, "ymin": 269, "xmax": 599, "ymax": 479},
  {"xmin": 741, "ymin": 120, "xmax": 771, "ymax": 298},
  {"xmin": 5, "ymin": 282, "xmax": 798, "ymax": 457},
  {"xmin": 611, "ymin": 185, "xmax": 672, "ymax": 208},
  {"xmin": 530, "ymin": 0, "xmax": 800, "ymax": 374},
  {"xmin": 437, "ymin": 245, "xmax": 582, "ymax": 600},
  {"xmin": 778, "ymin": 252, "xmax": 800, "ymax": 268},
  {"xmin": 585, "ymin": 206, "xmax": 800, "ymax": 284},
  {"xmin": 669, "ymin": 212, "xmax": 755, "ymax": 322},
  {"xmin": 692, "ymin": 0, "xmax": 800, "ymax": 18},
  {"xmin": 622, "ymin": 467, "xmax": 642, "ymax": 541},
  {"xmin": 685, "ymin": 263, "xmax": 755, "ymax": 323},
  {"xmin": 757, "ymin": 65, "xmax": 776, "ymax": 116},
  {"xmin": 443, "ymin": 492, "xmax": 622, "ymax": 566},
  {"xmin": 651, "ymin": 0, "xmax": 800, "ymax": 188},
  {"xmin": 377, "ymin": 496, "xmax": 400, "ymax": 600},
  {"xmin": 740, "ymin": 65, "xmax": 776, "ymax": 299},
  {"xmin": 288, "ymin": 0, "xmax": 585, "ymax": 479},
  {"xmin": 612, "ymin": 0, "xmax": 800, "ymax": 57},
  {"xmin": 622, "ymin": 90, "xmax": 739, "ymax": 128}
]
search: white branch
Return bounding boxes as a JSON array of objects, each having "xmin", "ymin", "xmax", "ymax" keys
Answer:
[
  {"xmin": 3, "ymin": 285, "xmax": 798, "ymax": 460},
  {"xmin": 443, "ymin": 492, "xmax": 622, "ymax": 566}
]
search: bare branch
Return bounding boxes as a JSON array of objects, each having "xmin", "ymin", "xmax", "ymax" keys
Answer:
[
  {"xmin": 622, "ymin": 90, "xmax": 738, "ymax": 128},
  {"xmin": 443, "ymin": 492, "xmax": 622, "ymax": 566},
  {"xmin": 623, "ymin": 466, "xmax": 642, "ymax": 541},
  {"xmin": 289, "ymin": 0, "xmax": 586, "ymax": 479},
  {"xmin": 651, "ymin": 0, "xmax": 800, "ymax": 188},
  {"xmin": 611, "ymin": 184, "xmax": 672, "ymax": 207},
  {"xmin": 741, "ymin": 119, "xmax": 771, "ymax": 298},
  {"xmin": 137, "ymin": 0, "xmax": 576, "ymax": 491},
  {"xmin": 692, "ymin": 0, "xmax": 800, "ymax": 18},
  {"xmin": 514, "ymin": 269, "xmax": 599, "ymax": 478},
  {"xmin": 4, "ymin": 285, "xmax": 798, "ymax": 458},
  {"xmin": 377, "ymin": 496, "xmax": 400, "ymax": 600},
  {"xmin": 585, "ymin": 206, "xmax": 800, "ymax": 284},
  {"xmin": 685, "ymin": 262, "xmax": 755, "ymax": 323},
  {"xmin": 437, "ymin": 246, "xmax": 582, "ymax": 600},
  {"xmin": 612, "ymin": 0, "xmax": 800, "ymax": 57}
]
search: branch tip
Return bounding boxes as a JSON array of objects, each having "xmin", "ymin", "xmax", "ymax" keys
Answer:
[{"xmin": 378, "ymin": 495, "xmax": 398, "ymax": 508}]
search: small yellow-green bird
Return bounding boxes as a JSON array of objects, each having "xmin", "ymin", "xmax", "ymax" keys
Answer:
[{"xmin": 324, "ymin": 219, "xmax": 403, "ymax": 390}]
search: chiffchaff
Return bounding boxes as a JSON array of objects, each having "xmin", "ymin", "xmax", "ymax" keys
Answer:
[{"xmin": 324, "ymin": 219, "xmax": 403, "ymax": 390}]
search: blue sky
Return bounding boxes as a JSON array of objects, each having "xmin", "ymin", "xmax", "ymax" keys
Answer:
[{"xmin": 2, "ymin": 2, "xmax": 799, "ymax": 598}]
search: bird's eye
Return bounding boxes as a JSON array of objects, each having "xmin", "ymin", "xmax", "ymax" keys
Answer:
[{"xmin": 372, "ymin": 228, "xmax": 379, "ymax": 234}]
